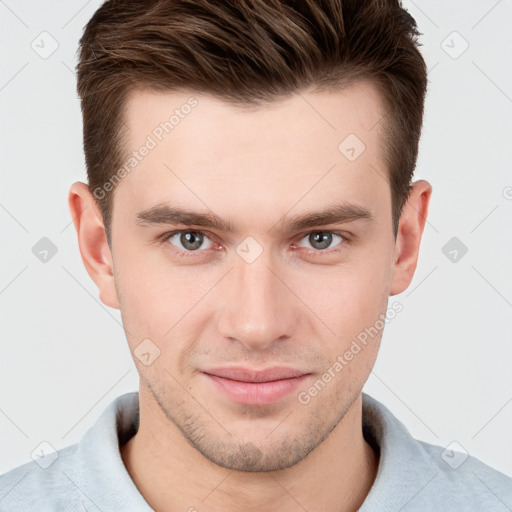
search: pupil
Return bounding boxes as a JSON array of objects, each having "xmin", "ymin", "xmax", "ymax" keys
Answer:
[
  {"xmin": 311, "ymin": 232, "xmax": 331, "ymax": 250},
  {"xmin": 182, "ymin": 232, "xmax": 202, "ymax": 250}
]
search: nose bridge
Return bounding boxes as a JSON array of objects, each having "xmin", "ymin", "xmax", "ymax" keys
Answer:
[{"xmin": 217, "ymin": 246, "xmax": 297, "ymax": 350}]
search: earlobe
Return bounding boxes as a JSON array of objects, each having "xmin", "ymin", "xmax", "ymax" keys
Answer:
[
  {"xmin": 68, "ymin": 182, "xmax": 120, "ymax": 309},
  {"xmin": 389, "ymin": 180, "xmax": 432, "ymax": 296}
]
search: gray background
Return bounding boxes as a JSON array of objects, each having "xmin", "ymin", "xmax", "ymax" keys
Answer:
[{"xmin": 1, "ymin": 0, "xmax": 511, "ymax": 478}]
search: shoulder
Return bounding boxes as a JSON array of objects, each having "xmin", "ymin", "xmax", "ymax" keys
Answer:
[
  {"xmin": 361, "ymin": 393, "xmax": 512, "ymax": 511},
  {"xmin": 0, "ymin": 444, "xmax": 84, "ymax": 512},
  {"xmin": 415, "ymin": 438, "xmax": 512, "ymax": 505},
  {"xmin": 0, "ymin": 392, "xmax": 142, "ymax": 512}
]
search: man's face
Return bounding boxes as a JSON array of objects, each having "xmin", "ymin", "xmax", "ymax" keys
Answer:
[{"xmin": 110, "ymin": 82, "xmax": 397, "ymax": 471}]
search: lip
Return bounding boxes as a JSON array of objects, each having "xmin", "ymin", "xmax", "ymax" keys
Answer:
[{"xmin": 202, "ymin": 367, "xmax": 310, "ymax": 405}]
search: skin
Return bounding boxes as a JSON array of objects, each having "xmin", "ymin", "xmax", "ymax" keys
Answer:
[{"xmin": 68, "ymin": 80, "xmax": 431, "ymax": 512}]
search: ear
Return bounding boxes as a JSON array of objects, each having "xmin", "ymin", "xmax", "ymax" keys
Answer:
[
  {"xmin": 390, "ymin": 180, "xmax": 432, "ymax": 296},
  {"xmin": 68, "ymin": 182, "xmax": 120, "ymax": 309}
]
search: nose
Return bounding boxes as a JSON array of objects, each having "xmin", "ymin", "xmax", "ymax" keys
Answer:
[{"xmin": 216, "ymin": 248, "xmax": 300, "ymax": 352}]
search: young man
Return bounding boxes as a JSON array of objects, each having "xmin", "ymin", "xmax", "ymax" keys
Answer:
[{"xmin": 1, "ymin": 0, "xmax": 511, "ymax": 510}]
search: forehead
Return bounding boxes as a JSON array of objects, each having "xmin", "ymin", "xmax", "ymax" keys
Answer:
[
  {"xmin": 123, "ymin": 80, "xmax": 386, "ymax": 152},
  {"xmin": 114, "ymin": 82, "xmax": 390, "ymax": 226}
]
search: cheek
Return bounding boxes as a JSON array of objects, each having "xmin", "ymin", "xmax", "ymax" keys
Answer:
[
  {"xmin": 300, "ymin": 248, "xmax": 393, "ymax": 359},
  {"xmin": 300, "ymin": 252, "xmax": 391, "ymax": 319},
  {"xmin": 113, "ymin": 242, "xmax": 220, "ymax": 340},
  {"xmin": 113, "ymin": 240, "xmax": 174, "ymax": 335}
]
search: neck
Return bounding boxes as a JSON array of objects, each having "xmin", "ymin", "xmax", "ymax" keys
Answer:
[{"xmin": 121, "ymin": 388, "xmax": 378, "ymax": 512}]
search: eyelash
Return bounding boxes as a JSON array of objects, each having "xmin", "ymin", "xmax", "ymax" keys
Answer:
[{"xmin": 159, "ymin": 229, "xmax": 349, "ymax": 258}]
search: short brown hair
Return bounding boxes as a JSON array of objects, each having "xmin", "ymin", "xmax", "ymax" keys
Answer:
[{"xmin": 77, "ymin": 0, "xmax": 427, "ymax": 241}]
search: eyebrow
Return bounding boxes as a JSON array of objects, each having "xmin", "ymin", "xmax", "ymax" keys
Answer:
[{"xmin": 136, "ymin": 202, "xmax": 373, "ymax": 234}]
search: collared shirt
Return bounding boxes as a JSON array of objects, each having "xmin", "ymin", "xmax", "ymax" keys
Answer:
[{"xmin": 1, "ymin": 392, "xmax": 511, "ymax": 511}]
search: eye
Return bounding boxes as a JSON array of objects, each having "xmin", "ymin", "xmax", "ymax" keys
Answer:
[
  {"xmin": 160, "ymin": 229, "xmax": 347, "ymax": 258},
  {"xmin": 295, "ymin": 231, "xmax": 345, "ymax": 252},
  {"xmin": 165, "ymin": 230, "xmax": 214, "ymax": 253}
]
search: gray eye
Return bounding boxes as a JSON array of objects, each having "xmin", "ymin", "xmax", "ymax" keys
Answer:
[
  {"xmin": 297, "ymin": 232, "xmax": 343, "ymax": 251},
  {"xmin": 168, "ymin": 231, "xmax": 213, "ymax": 252}
]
